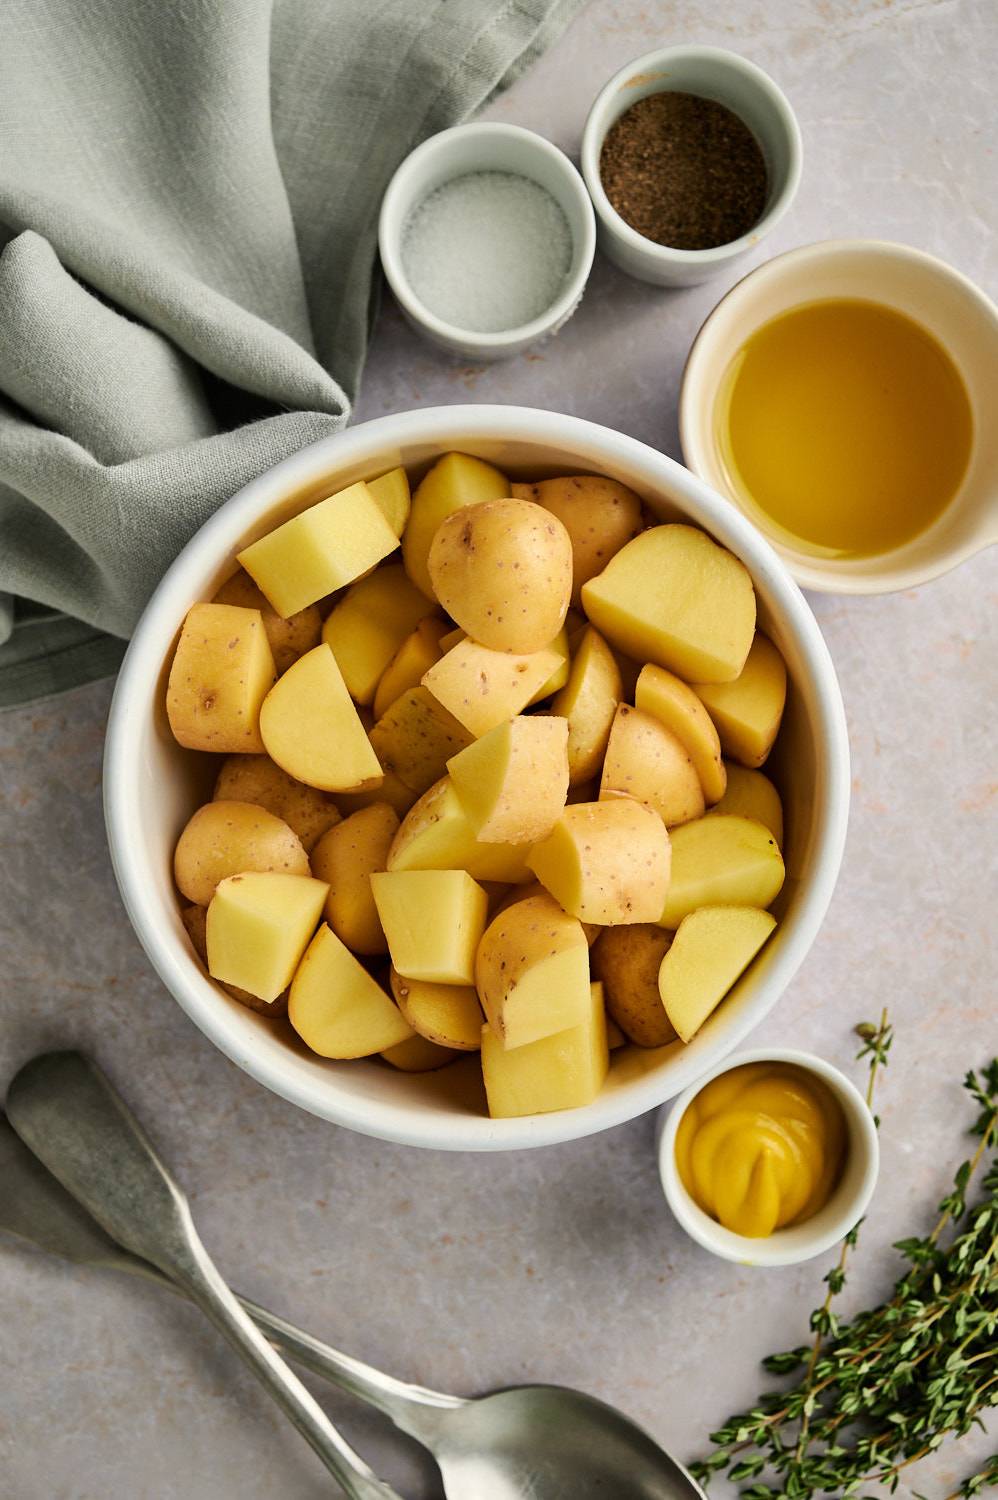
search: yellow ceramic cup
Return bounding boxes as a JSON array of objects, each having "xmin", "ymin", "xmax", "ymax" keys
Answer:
[{"xmin": 680, "ymin": 239, "xmax": 998, "ymax": 594}]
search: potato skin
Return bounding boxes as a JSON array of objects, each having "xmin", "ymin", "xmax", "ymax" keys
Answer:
[
  {"xmin": 213, "ymin": 569, "xmax": 322, "ymax": 675},
  {"xmin": 174, "ymin": 800, "xmax": 309, "ymax": 906},
  {"xmin": 310, "ymin": 803, "xmax": 399, "ymax": 955},
  {"xmin": 512, "ymin": 476, "xmax": 642, "ymax": 606},
  {"xmin": 428, "ymin": 498, "xmax": 572, "ymax": 654},
  {"xmin": 214, "ymin": 754, "xmax": 340, "ymax": 852},
  {"xmin": 591, "ymin": 924, "xmax": 677, "ymax": 1047}
]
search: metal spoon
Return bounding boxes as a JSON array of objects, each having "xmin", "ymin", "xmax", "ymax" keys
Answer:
[
  {"xmin": 5, "ymin": 1053, "xmax": 402, "ymax": 1500},
  {"xmin": 4, "ymin": 1054, "xmax": 705, "ymax": 1500}
]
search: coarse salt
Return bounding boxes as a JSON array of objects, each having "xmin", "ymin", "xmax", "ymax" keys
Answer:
[{"xmin": 400, "ymin": 171, "xmax": 573, "ymax": 335}]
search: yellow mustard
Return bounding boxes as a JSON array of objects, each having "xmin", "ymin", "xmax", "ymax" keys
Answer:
[{"xmin": 675, "ymin": 1062, "xmax": 846, "ymax": 1238}]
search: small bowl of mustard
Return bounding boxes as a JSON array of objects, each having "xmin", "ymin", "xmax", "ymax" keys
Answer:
[{"xmin": 657, "ymin": 1048, "xmax": 879, "ymax": 1266}]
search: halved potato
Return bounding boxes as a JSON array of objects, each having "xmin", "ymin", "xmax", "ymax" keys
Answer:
[
  {"xmin": 582, "ymin": 524, "xmax": 756, "ymax": 683},
  {"xmin": 422, "ymin": 636, "xmax": 563, "ymax": 737},
  {"xmin": 403, "ymin": 451, "xmax": 510, "ymax": 598},
  {"xmin": 658, "ymin": 906, "xmax": 776, "ymax": 1042},
  {"xmin": 321, "ymin": 564, "xmax": 437, "ymax": 705},
  {"xmin": 289, "ymin": 924, "xmax": 413, "ymax": 1057},
  {"xmin": 475, "ymin": 893, "xmax": 591, "ymax": 1049},
  {"xmin": 512, "ymin": 475, "xmax": 643, "ymax": 606},
  {"xmin": 388, "ymin": 776, "xmax": 533, "ymax": 883},
  {"xmin": 167, "ymin": 603, "xmax": 275, "ymax": 754},
  {"xmin": 551, "ymin": 626, "xmax": 622, "ymax": 784},
  {"xmin": 371, "ymin": 869, "xmax": 488, "ymax": 985},
  {"xmin": 260, "ymin": 644, "xmax": 383, "ymax": 792},
  {"xmin": 310, "ymin": 803, "xmax": 399, "ymax": 955},
  {"xmin": 368, "ymin": 686, "xmax": 473, "ymax": 795},
  {"xmin": 447, "ymin": 715, "xmax": 569, "ymax": 844},
  {"xmin": 659, "ymin": 815, "xmax": 785, "ymax": 929},
  {"xmin": 206, "ymin": 871, "xmax": 328, "ymax": 1003},
  {"xmin": 528, "ymin": 798, "xmax": 671, "ymax": 925},
  {"xmin": 709, "ymin": 763, "xmax": 784, "ymax": 847},
  {"xmin": 693, "ymin": 633, "xmax": 787, "ymax": 768},
  {"xmin": 481, "ymin": 978, "xmax": 608, "ymax": 1118},
  {"xmin": 181, "ymin": 903, "xmax": 287, "ymax": 1016}
]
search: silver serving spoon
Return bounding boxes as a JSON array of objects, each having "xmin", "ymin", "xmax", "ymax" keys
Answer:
[
  {"xmin": 4, "ymin": 1054, "xmax": 705, "ymax": 1500},
  {"xmin": 5, "ymin": 1053, "xmax": 402, "ymax": 1500}
]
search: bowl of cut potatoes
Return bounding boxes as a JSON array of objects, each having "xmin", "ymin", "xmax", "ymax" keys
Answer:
[{"xmin": 104, "ymin": 405, "xmax": 849, "ymax": 1150}]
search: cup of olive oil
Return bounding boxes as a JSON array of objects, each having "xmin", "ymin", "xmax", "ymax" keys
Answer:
[{"xmin": 681, "ymin": 241, "xmax": 998, "ymax": 593}]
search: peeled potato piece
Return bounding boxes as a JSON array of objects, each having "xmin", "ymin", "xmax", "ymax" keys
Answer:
[
  {"xmin": 709, "ymin": 763, "xmax": 784, "ymax": 847},
  {"xmin": 660, "ymin": 815, "xmax": 785, "ymax": 929},
  {"xmin": 600, "ymin": 704, "xmax": 705, "ymax": 828},
  {"xmin": 582, "ymin": 523, "xmax": 756, "ymax": 684},
  {"xmin": 635, "ymin": 663, "xmax": 726, "ymax": 804},
  {"xmin": 512, "ymin": 475, "xmax": 643, "ymax": 606},
  {"xmin": 260, "ymin": 644, "xmax": 383, "ymax": 793},
  {"xmin": 214, "ymin": 755, "xmax": 340, "ymax": 852},
  {"xmin": 529, "ymin": 798, "xmax": 671, "ymax": 925},
  {"xmin": 367, "ymin": 466, "xmax": 411, "ymax": 537},
  {"xmin": 481, "ymin": 979, "xmax": 609, "ymax": 1118},
  {"xmin": 289, "ymin": 924, "xmax": 413, "ymax": 1058},
  {"xmin": 693, "ymin": 633, "xmax": 787, "ymax": 768},
  {"xmin": 174, "ymin": 800, "xmax": 309, "ymax": 906},
  {"xmin": 238, "ymin": 481, "xmax": 398, "ymax": 617},
  {"xmin": 592, "ymin": 924, "xmax": 677, "ymax": 1047},
  {"xmin": 206, "ymin": 872, "xmax": 328, "ymax": 1003},
  {"xmin": 658, "ymin": 906, "xmax": 777, "ymax": 1042},
  {"xmin": 447, "ymin": 715, "xmax": 569, "ymax": 844},
  {"xmin": 403, "ymin": 451, "xmax": 510, "ymax": 599},
  {"xmin": 212, "ymin": 571, "xmax": 322, "ymax": 675},
  {"xmin": 388, "ymin": 776, "xmax": 533, "ymax": 883},
  {"xmin": 428, "ymin": 498, "xmax": 573, "ymax": 654},
  {"xmin": 551, "ymin": 626, "xmax": 622, "ymax": 784},
  {"xmin": 475, "ymin": 893, "xmax": 591, "ymax": 1050},
  {"xmin": 389, "ymin": 970, "xmax": 483, "ymax": 1051},
  {"xmin": 371, "ymin": 869, "xmax": 488, "ymax": 985},
  {"xmin": 310, "ymin": 803, "xmax": 399, "ymax": 955},
  {"xmin": 166, "ymin": 603, "xmax": 276, "ymax": 754},
  {"xmin": 180, "ymin": 903, "xmax": 288, "ymax": 1016}
]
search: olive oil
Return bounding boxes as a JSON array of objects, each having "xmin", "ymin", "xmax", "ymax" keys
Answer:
[{"xmin": 717, "ymin": 299, "xmax": 973, "ymax": 557}]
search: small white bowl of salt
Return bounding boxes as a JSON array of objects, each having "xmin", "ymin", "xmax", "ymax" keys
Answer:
[{"xmin": 379, "ymin": 121, "xmax": 596, "ymax": 360}]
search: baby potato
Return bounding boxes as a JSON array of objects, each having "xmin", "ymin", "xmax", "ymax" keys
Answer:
[
  {"xmin": 635, "ymin": 663, "xmax": 726, "ymax": 804},
  {"xmin": 427, "ymin": 498, "xmax": 573, "ymax": 654},
  {"xmin": 475, "ymin": 892, "xmax": 591, "ymax": 1049},
  {"xmin": 369, "ymin": 686, "xmax": 473, "ymax": 796},
  {"xmin": 214, "ymin": 755, "xmax": 340, "ymax": 852},
  {"xmin": 403, "ymin": 451, "xmax": 510, "ymax": 599},
  {"xmin": 591, "ymin": 924, "xmax": 677, "ymax": 1047},
  {"xmin": 422, "ymin": 635, "xmax": 564, "ymax": 738},
  {"xmin": 310, "ymin": 803, "xmax": 399, "ymax": 955},
  {"xmin": 512, "ymin": 476, "xmax": 642, "ymax": 606},
  {"xmin": 658, "ymin": 906, "xmax": 776, "ymax": 1043},
  {"xmin": 174, "ymin": 800, "xmax": 309, "ymax": 906},
  {"xmin": 166, "ymin": 602, "xmax": 275, "ymax": 754},
  {"xmin": 693, "ymin": 632, "xmax": 788, "ymax": 768},
  {"xmin": 212, "ymin": 570, "xmax": 322, "ymax": 675},
  {"xmin": 389, "ymin": 970, "xmax": 483, "ymax": 1051}
]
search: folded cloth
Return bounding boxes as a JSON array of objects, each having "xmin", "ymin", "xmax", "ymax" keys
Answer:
[{"xmin": 0, "ymin": 0, "xmax": 583, "ymax": 708}]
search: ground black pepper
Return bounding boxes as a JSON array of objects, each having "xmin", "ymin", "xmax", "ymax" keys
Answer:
[{"xmin": 599, "ymin": 91, "xmax": 769, "ymax": 251}]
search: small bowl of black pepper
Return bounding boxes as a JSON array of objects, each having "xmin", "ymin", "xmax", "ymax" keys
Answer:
[{"xmin": 581, "ymin": 45, "xmax": 802, "ymax": 287}]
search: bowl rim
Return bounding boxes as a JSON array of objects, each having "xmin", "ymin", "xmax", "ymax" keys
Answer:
[
  {"xmin": 656, "ymin": 1046, "xmax": 881, "ymax": 1266},
  {"xmin": 377, "ymin": 121, "xmax": 596, "ymax": 351},
  {"xmin": 580, "ymin": 44, "xmax": 803, "ymax": 269},
  {"xmin": 679, "ymin": 237, "xmax": 998, "ymax": 592},
  {"xmin": 103, "ymin": 404, "xmax": 850, "ymax": 1151}
]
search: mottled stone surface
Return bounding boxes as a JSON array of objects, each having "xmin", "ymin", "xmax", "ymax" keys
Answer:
[{"xmin": 1, "ymin": 2, "xmax": 996, "ymax": 1496}]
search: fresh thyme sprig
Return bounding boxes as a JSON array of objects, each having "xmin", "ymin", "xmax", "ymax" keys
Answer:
[{"xmin": 691, "ymin": 1022, "xmax": 998, "ymax": 1499}]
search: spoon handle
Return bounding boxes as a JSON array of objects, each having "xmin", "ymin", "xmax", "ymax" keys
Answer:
[
  {"xmin": 238, "ymin": 1295, "xmax": 465, "ymax": 1437},
  {"xmin": 174, "ymin": 1223, "xmax": 404, "ymax": 1500}
]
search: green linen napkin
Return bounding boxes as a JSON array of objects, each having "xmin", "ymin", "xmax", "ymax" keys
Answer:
[{"xmin": 0, "ymin": 0, "xmax": 583, "ymax": 709}]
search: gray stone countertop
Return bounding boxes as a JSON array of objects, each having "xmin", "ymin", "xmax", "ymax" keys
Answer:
[{"xmin": 2, "ymin": 1, "xmax": 996, "ymax": 1496}]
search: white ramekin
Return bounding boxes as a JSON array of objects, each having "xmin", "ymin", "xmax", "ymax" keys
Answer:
[
  {"xmin": 657, "ymin": 1048, "xmax": 880, "ymax": 1266},
  {"xmin": 378, "ymin": 123, "xmax": 596, "ymax": 360},
  {"xmin": 680, "ymin": 238, "xmax": 998, "ymax": 593},
  {"xmin": 103, "ymin": 406, "xmax": 849, "ymax": 1152},
  {"xmin": 581, "ymin": 45, "xmax": 802, "ymax": 287}
]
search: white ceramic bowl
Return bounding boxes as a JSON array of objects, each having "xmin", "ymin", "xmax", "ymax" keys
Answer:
[
  {"xmin": 680, "ymin": 239, "xmax": 998, "ymax": 592},
  {"xmin": 378, "ymin": 123, "xmax": 596, "ymax": 360},
  {"xmin": 657, "ymin": 1048, "xmax": 880, "ymax": 1266},
  {"xmin": 104, "ymin": 406, "xmax": 849, "ymax": 1152},
  {"xmin": 581, "ymin": 45, "xmax": 802, "ymax": 287}
]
